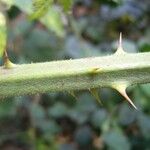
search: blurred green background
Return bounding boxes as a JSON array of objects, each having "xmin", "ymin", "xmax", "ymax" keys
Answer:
[{"xmin": 0, "ymin": 0, "xmax": 150, "ymax": 150}]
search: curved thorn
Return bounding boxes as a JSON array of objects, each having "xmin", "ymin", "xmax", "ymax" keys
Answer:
[
  {"xmin": 114, "ymin": 84, "xmax": 137, "ymax": 109},
  {"xmin": 90, "ymin": 88, "xmax": 103, "ymax": 105},
  {"xmin": 120, "ymin": 90, "xmax": 137, "ymax": 110},
  {"xmin": 3, "ymin": 49, "xmax": 16, "ymax": 69},
  {"xmin": 4, "ymin": 49, "xmax": 8, "ymax": 61},
  {"xmin": 68, "ymin": 91, "xmax": 78, "ymax": 100},
  {"xmin": 115, "ymin": 32, "xmax": 125, "ymax": 54},
  {"xmin": 119, "ymin": 32, "xmax": 122, "ymax": 48}
]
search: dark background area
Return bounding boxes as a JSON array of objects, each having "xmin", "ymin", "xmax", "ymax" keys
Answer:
[{"xmin": 0, "ymin": 0, "xmax": 150, "ymax": 150}]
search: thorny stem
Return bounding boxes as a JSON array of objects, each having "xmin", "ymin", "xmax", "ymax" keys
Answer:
[
  {"xmin": 0, "ymin": 52, "xmax": 150, "ymax": 99},
  {"xmin": 0, "ymin": 34, "xmax": 150, "ymax": 109}
]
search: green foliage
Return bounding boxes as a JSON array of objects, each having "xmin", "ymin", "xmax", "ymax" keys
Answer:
[
  {"xmin": 103, "ymin": 130, "xmax": 130, "ymax": 150},
  {"xmin": 0, "ymin": 12, "xmax": 6, "ymax": 58},
  {"xmin": 0, "ymin": 0, "xmax": 150, "ymax": 150},
  {"xmin": 58, "ymin": 0, "xmax": 73, "ymax": 12},
  {"xmin": 14, "ymin": 0, "xmax": 33, "ymax": 13},
  {"xmin": 40, "ymin": 7, "xmax": 65, "ymax": 37},
  {"xmin": 30, "ymin": 0, "xmax": 53, "ymax": 19},
  {"xmin": 30, "ymin": 0, "xmax": 65, "ymax": 36},
  {"xmin": 29, "ymin": 0, "xmax": 72, "ymax": 36}
]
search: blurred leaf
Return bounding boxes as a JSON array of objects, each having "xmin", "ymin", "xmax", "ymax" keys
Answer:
[
  {"xmin": 103, "ymin": 130, "xmax": 131, "ymax": 150},
  {"xmin": 91, "ymin": 109, "xmax": 108, "ymax": 128},
  {"xmin": 22, "ymin": 28, "xmax": 61, "ymax": 62},
  {"xmin": 30, "ymin": 0, "xmax": 53, "ymax": 19},
  {"xmin": 112, "ymin": 39, "xmax": 137, "ymax": 53},
  {"xmin": 58, "ymin": 0, "xmax": 73, "ymax": 12},
  {"xmin": 74, "ymin": 126, "xmax": 93, "ymax": 146},
  {"xmin": 0, "ymin": 12, "xmax": 6, "ymax": 58},
  {"xmin": 138, "ymin": 35, "xmax": 150, "ymax": 52},
  {"xmin": 36, "ymin": 137, "xmax": 59, "ymax": 150},
  {"xmin": 67, "ymin": 93, "xmax": 98, "ymax": 124},
  {"xmin": 0, "ymin": 0, "xmax": 14, "ymax": 8},
  {"xmin": 0, "ymin": 99, "xmax": 15, "ymax": 118},
  {"xmin": 29, "ymin": 103, "xmax": 46, "ymax": 126},
  {"xmin": 9, "ymin": 16, "xmax": 32, "ymax": 37},
  {"xmin": 16, "ymin": 0, "xmax": 65, "ymax": 37},
  {"xmin": 137, "ymin": 113, "xmax": 150, "ymax": 138},
  {"xmin": 48, "ymin": 102, "xmax": 69, "ymax": 118},
  {"xmin": 40, "ymin": 7, "xmax": 65, "ymax": 37},
  {"xmin": 65, "ymin": 36, "xmax": 101, "ymax": 58},
  {"xmin": 14, "ymin": 0, "xmax": 33, "ymax": 13},
  {"xmin": 60, "ymin": 143, "xmax": 77, "ymax": 150},
  {"xmin": 39, "ymin": 120, "xmax": 60, "ymax": 136},
  {"xmin": 139, "ymin": 43, "xmax": 150, "ymax": 52},
  {"xmin": 120, "ymin": 40, "xmax": 137, "ymax": 53},
  {"xmin": 36, "ymin": 139, "xmax": 48, "ymax": 150},
  {"xmin": 75, "ymin": 93, "xmax": 97, "ymax": 113},
  {"xmin": 68, "ymin": 109, "xmax": 88, "ymax": 124},
  {"xmin": 100, "ymin": 0, "xmax": 122, "ymax": 6},
  {"xmin": 118, "ymin": 103, "xmax": 137, "ymax": 126},
  {"xmin": 133, "ymin": 84, "xmax": 150, "ymax": 109},
  {"xmin": 11, "ymin": 0, "xmax": 65, "ymax": 36},
  {"xmin": 139, "ymin": 84, "xmax": 150, "ymax": 97}
]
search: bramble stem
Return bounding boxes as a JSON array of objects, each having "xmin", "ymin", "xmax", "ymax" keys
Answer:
[{"xmin": 0, "ymin": 52, "xmax": 150, "ymax": 98}]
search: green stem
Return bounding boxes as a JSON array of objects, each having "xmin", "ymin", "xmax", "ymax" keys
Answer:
[{"xmin": 0, "ymin": 52, "xmax": 150, "ymax": 98}]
